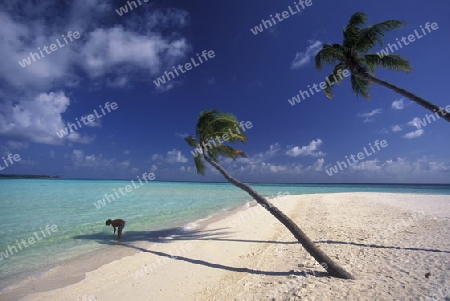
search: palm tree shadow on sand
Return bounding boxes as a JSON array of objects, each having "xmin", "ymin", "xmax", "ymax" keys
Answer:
[
  {"xmin": 315, "ymin": 240, "xmax": 450, "ymax": 254},
  {"xmin": 72, "ymin": 227, "xmax": 328, "ymax": 277}
]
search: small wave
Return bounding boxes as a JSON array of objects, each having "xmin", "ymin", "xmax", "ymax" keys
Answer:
[
  {"xmin": 0, "ymin": 267, "xmax": 56, "ymax": 292},
  {"xmin": 158, "ymin": 236, "xmax": 174, "ymax": 240},
  {"xmin": 183, "ymin": 222, "xmax": 199, "ymax": 231},
  {"xmin": 180, "ymin": 215, "xmax": 213, "ymax": 232}
]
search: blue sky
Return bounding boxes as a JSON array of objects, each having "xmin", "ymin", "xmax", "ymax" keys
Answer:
[{"xmin": 0, "ymin": 0, "xmax": 449, "ymax": 183}]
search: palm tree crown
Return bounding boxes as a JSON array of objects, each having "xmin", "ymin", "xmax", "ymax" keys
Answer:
[
  {"xmin": 315, "ymin": 12, "xmax": 450, "ymax": 122},
  {"xmin": 185, "ymin": 110, "xmax": 247, "ymax": 175}
]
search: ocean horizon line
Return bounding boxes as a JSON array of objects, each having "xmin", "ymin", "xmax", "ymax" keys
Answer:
[{"xmin": 1, "ymin": 176, "xmax": 449, "ymax": 185}]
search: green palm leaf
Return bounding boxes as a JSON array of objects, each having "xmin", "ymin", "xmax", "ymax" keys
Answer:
[
  {"xmin": 354, "ymin": 20, "xmax": 406, "ymax": 52},
  {"xmin": 194, "ymin": 155, "xmax": 206, "ymax": 175},
  {"xmin": 315, "ymin": 44, "xmax": 344, "ymax": 71},
  {"xmin": 364, "ymin": 54, "xmax": 410, "ymax": 72},
  {"xmin": 185, "ymin": 136, "xmax": 198, "ymax": 147},
  {"xmin": 351, "ymin": 74, "xmax": 370, "ymax": 98},
  {"xmin": 196, "ymin": 110, "xmax": 246, "ymax": 143},
  {"xmin": 323, "ymin": 63, "xmax": 347, "ymax": 98},
  {"xmin": 347, "ymin": 12, "xmax": 367, "ymax": 29},
  {"xmin": 185, "ymin": 110, "xmax": 248, "ymax": 172}
]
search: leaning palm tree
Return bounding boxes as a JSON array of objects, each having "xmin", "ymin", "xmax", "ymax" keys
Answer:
[
  {"xmin": 185, "ymin": 110, "xmax": 354, "ymax": 279},
  {"xmin": 315, "ymin": 12, "xmax": 450, "ymax": 122}
]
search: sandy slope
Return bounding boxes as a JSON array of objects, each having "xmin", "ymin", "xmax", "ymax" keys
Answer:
[{"xmin": 17, "ymin": 193, "xmax": 450, "ymax": 301}]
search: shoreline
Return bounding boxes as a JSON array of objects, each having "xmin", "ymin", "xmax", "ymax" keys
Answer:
[
  {"xmin": 1, "ymin": 192, "xmax": 449, "ymax": 300},
  {"xmin": 0, "ymin": 199, "xmax": 256, "ymax": 301}
]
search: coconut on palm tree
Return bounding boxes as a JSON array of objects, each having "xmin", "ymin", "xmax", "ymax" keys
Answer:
[
  {"xmin": 185, "ymin": 109, "xmax": 354, "ymax": 279},
  {"xmin": 315, "ymin": 12, "xmax": 450, "ymax": 122}
]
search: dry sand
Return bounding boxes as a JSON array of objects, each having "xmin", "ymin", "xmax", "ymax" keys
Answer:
[{"xmin": 10, "ymin": 193, "xmax": 450, "ymax": 300}]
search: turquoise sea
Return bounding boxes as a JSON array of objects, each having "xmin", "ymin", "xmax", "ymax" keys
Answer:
[{"xmin": 0, "ymin": 179, "xmax": 449, "ymax": 292}]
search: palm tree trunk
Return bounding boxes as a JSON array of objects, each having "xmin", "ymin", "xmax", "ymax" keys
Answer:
[
  {"xmin": 203, "ymin": 155, "xmax": 354, "ymax": 280},
  {"xmin": 356, "ymin": 73, "xmax": 450, "ymax": 122}
]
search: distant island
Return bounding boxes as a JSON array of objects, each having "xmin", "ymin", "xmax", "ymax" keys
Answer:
[{"xmin": 0, "ymin": 174, "xmax": 59, "ymax": 179}]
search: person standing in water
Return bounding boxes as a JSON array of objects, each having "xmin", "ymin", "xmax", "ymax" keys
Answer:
[{"xmin": 105, "ymin": 219, "xmax": 126, "ymax": 240}]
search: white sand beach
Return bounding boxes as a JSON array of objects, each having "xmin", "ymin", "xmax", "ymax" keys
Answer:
[{"xmin": 7, "ymin": 193, "xmax": 450, "ymax": 301}]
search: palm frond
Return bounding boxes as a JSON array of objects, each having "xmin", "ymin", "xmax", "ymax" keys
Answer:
[
  {"xmin": 196, "ymin": 109, "xmax": 221, "ymax": 139},
  {"xmin": 207, "ymin": 146, "xmax": 220, "ymax": 162},
  {"xmin": 351, "ymin": 74, "xmax": 371, "ymax": 99},
  {"xmin": 184, "ymin": 136, "xmax": 198, "ymax": 147},
  {"xmin": 347, "ymin": 12, "xmax": 367, "ymax": 29},
  {"xmin": 216, "ymin": 145, "xmax": 238, "ymax": 159},
  {"xmin": 190, "ymin": 110, "xmax": 249, "ymax": 171},
  {"xmin": 216, "ymin": 144, "xmax": 243, "ymax": 160},
  {"xmin": 343, "ymin": 12, "xmax": 367, "ymax": 47},
  {"xmin": 315, "ymin": 44, "xmax": 344, "ymax": 71},
  {"xmin": 354, "ymin": 20, "xmax": 406, "ymax": 51},
  {"xmin": 196, "ymin": 111, "xmax": 246, "ymax": 143},
  {"xmin": 364, "ymin": 54, "xmax": 410, "ymax": 73},
  {"xmin": 194, "ymin": 155, "xmax": 206, "ymax": 175},
  {"xmin": 323, "ymin": 63, "xmax": 347, "ymax": 99}
]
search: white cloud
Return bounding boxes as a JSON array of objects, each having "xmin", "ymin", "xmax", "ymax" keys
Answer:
[
  {"xmin": 79, "ymin": 26, "xmax": 188, "ymax": 79},
  {"xmin": 106, "ymin": 76, "xmax": 129, "ymax": 88},
  {"xmin": 309, "ymin": 158, "xmax": 325, "ymax": 171},
  {"xmin": 350, "ymin": 159, "xmax": 382, "ymax": 171},
  {"xmin": 69, "ymin": 149, "xmax": 129, "ymax": 169},
  {"xmin": 180, "ymin": 166, "xmax": 192, "ymax": 172},
  {"xmin": 222, "ymin": 143, "xmax": 450, "ymax": 182},
  {"xmin": 83, "ymin": 115, "xmax": 102, "ymax": 127},
  {"xmin": 70, "ymin": 150, "xmax": 114, "ymax": 167},
  {"xmin": 269, "ymin": 165, "xmax": 288, "ymax": 173},
  {"xmin": 239, "ymin": 143, "xmax": 281, "ymax": 165},
  {"xmin": 326, "ymin": 157, "xmax": 450, "ymax": 181},
  {"xmin": 232, "ymin": 161, "xmax": 300, "ymax": 175},
  {"xmin": 228, "ymin": 143, "xmax": 290, "ymax": 174},
  {"xmin": 0, "ymin": 11, "xmax": 75, "ymax": 90},
  {"xmin": 402, "ymin": 129, "xmax": 424, "ymax": 139},
  {"xmin": 155, "ymin": 80, "xmax": 181, "ymax": 92},
  {"xmin": 358, "ymin": 157, "xmax": 450, "ymax": 177},
  {"xmin": 286, "ymin": 139, "xmax": 324, "ymax": 157},
  {"xmin": 123, "ymin": 150, "xmax": 130, "ymax": 155},
  {"xmin": 166, "ymin": 149, "xmax": 188, "ymax": 163},
  {"xmin": 304, "ymin": 158, "xmax": 325, "ymax": 172},
  {"xmin": 407, "ymin": 117, "xmax": 427, "ymax": 129},
  {"xmin": 358, "ymin": 109, "xmax": 383, "ymax": 117},
  {"xmin": 428, "ymin": 161, "xmax": 450, "ymax": 172},
  {"xmin": 116, "ymin": 160, "xmax": 130, "ymax": 170},
  {"xmin": 408, "ymin": 118, "xmax": 421, "ymax": 127},
  {"xmin": 175, "ymin": 132, "xmax": 188, "ymax": 138},
  {"xmin": 290, "ymin": 40, "xmax": 323, "ymax": 69},
  {"xmin": 391, "ymin": 125, "xmax": 402, "ymax": 132},
  {"xmin": 144, "ymin": 8, "xmax": 190, "ymax": 28},
  {"xmin": 6, "ymin": 141, "xmax": 29, "ymax": 149},
  {"xmin": 358, "ymin": 109, "xmax": 382, "ymax": 123},
  {"xmin": 151, "ymin": 154, "xmax": 163, "ymax": 161},
  {"xmin": 391, "ymin": 98, "xmax": 405, "ymax": 110},
  {"xmin": 66, "ymin": 132, "xmax": 96, "ymax": 144},
  {"xmin": 0, "ymin": 146, "xmax": 10, "ymax": 156},
  {"xmin": 0, "ymin": 4, "xmax": 191, "ymax": 93},
  {"xmin": 0, "ymin": 92, "xmax": 71, "ymax": 145}
]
